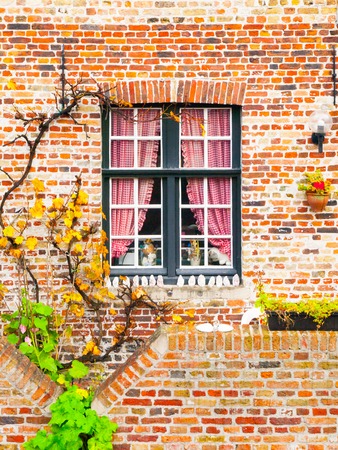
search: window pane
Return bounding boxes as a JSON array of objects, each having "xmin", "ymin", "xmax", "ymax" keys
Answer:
[
  {"xmin": 139, "ymin": 208, "xmax": 161, "ymax": 236},
  {"xmin": 111, "ymin": 110, "xmax": 134, "ymax": 136},
  {"xmin": 181, "ymin": 140, "xmax": 204, "ymax": 168},
  {"xmin": 114, "ymin": 242, "xmax": 135, "ymax": 266},
  {"xmin": 137, "ymin": 109, "xmax": 161, "ymax": 136},
  {"xmin": 111, "ymin": 179, "xmax": 134, "ymax": 204},
  {"xmin": 181, "ymin": 109, "xmax": 204, "ymax": 136},
  {"xmin": 181, "ymin": 238, "xmax": 204, "ymax": 267},
  {"xmin": 111, "ymin": 209, "xmax": 134, "ymax": 236},
  {"xmin": 208, "ymin": 140, "xmax": 231, "ymax": 168},
  {"xmin": 208, "ymin": 109, "xmax": 230, "ymax": 136},
  {"xmin": 181, "ymin": 178, "xmax": 204, "ymax": 205},
  {"xmin": 111, "ymin": 140, "xmax": 134, "ymax": 168},
  {"xmin": 139, "ymin": 239, "xmax": 161, "ymax": 266},
  {"xmin": 207, "ymin": 208, "xmax": 231, "ymax": 236},
  {"xmin": 207, "ymin": 178, "xmax": 230, "ymax": 205},
  {"xmin": 208, "ymin": 241, "xmax": 231, "ymax": 266},
  {"xmin": 138, "ymin": 140, "xmax": 160, "ymax": 167}
]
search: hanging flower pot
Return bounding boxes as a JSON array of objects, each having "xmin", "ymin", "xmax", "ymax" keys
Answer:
[
  {"xmin": 298, "ymin": 169, "xmax": 334, "ymax": 212},
  {"xmin": 306, "ymin": 192, "xmax": 330, "ymax": 212}
]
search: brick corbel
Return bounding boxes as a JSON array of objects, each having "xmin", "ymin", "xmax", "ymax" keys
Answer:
[
  {"xmin": 0, "ymin": 337, "xmax": 63, "ymax": 410},
  {"xmin": 107, "ymin": 79, "xmax": 246, "ymax": 106}
]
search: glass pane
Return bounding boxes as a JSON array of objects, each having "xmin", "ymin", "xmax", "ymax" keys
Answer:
[
  {"xmin": 111, "ymin": 110, "xmax": 134, "ymax": 136},
  {"xmin": 138, "ymin": 140, "xmax": 160, "ymax": 167},
  {"xmin": 208, "ymin": 140, "xmax": 231, "ymax": 168},
  {"xmin": 208, "ymin": 109, "xmax": 230, "ymax": 137},
  {"xmin": 181, "ymin": 238, "xmax": 204, "ymax": 267},
  {"xmin": 137, "ymin": 109, "xmax": 161, "ymax": 136},
  {"xmin": 181, "ymin": 207, "xmax": 200, "ymax": 236},
  {"xmin": 181, "ymin": 109, "xmax": 204, "ymax": 136},
  {"xmin": 207, "ymin": 178, "xmax": 230, "ymax": 205},
  {"xmin": 111, "ymin": 140, "xmax": 134, "ymax": 168},
  {"xmin": 139, "ymin": 209, "xmax": 161, "ymax": 236},
  {"xmin": 208, "ymin": 241, "xmax": 231, "ymax": 266},
  {"xmin": 146, "ymin": 178, "xmax": 161, "ymax": 204},
  {"xmin": 181, "ymin": 178, "xmax": 204, "ymax": 205},
  {"xmin": 139, "ymin": 239, "xmax": 161, "ymax": 266},
  {"xmin": 113, "ymin": 242, "xmax": 136, "ymax": 266},
  {"xmin": 111, "ymin": 179, "xmax": 134, "ymax": 205},
  {"xmin": 207, "ymin": 208, "xmax": 231, "ymax": 236},
  {"xmin": 111, "ymin": 209, "xmax": 134, "ymax": 236},
  {"xmin": 181, "ymin": 140, "xmax": 204, "ymax": 168}
]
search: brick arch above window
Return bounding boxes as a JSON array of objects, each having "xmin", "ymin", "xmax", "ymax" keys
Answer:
[{"xmin": 107, "ymin": 79, "xmax": 246, "ymax": 106}]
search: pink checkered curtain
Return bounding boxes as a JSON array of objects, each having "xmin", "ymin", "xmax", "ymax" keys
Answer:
[
  {"xmin": 111, "ymin": 109, "xmax": 160, "ymax": 258},
  {"xmin": 181, "ymin": 108, "xmax": 231, "ymax": 258}
]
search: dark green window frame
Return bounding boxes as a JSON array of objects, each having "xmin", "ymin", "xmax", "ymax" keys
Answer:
[{"xmin": 102, "ymin": 104, "xmax": 242, "ymax": 284}]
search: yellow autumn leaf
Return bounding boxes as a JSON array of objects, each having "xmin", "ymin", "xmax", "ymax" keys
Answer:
[
  {"xmin": 172, "ymin": 314, "xmax": 184, "ymax": 324},
  {"xmin": 109, "ymin": 308, "xmax": 117, "ymax": 315},
  {"xmin": 54, "ymin": 233, "xmax": 62, "ymax": 244},
  {"xmin": 7, "ymin": 79, "xmax": 17, "ymax": 90},
  {"xmin": 30, "ymin": 199, "xmax": 45, "ymax": 219},
  {"xmin": 74, "ymin": 190, "xmax": 88, "ymax": 205},
  {"xmin": 200, "ymin": 123, "xmax": 206, "ymax": 137},
  {"xmin": 32, "ymin": 178, "xmax": 45, "ymax": 192},
  {"xmin": 26, "ymin": 237, "xmax": 38, "ymax": 250},
  {"xmin": 185, "ymin": 309, "xmax": 195, "ymax": 318},
  {"xmin": 0, "ymin": 283, "xmax": 8, "ymax": 301},
  {"xmin": 14, "ymin": 235, "xmax": 24, "ymax": 245},
  {"xmin": 9, "ymin": 248, "xmax": 22, "ymax": 258},
  {"xmin": 3, "ymin": 226, "xmax": 15, "ymax": 237},
  {"xmin": 0, "ymin": 237, "xmax": 9, "ymax": 248},
  {"xmin": 52, "ymin": 197, "xmax": 64, "ymax": 210},
  {"xmin": 73, "ymin": 243, "xmax": 83, "ymax": 254},
  {"xmin": 70, "ymin": 304, "xmax": 85, "ymax": 317},
  {"xmin": 17, "ymin": 220, "xmax": 26, "ymax": 230},
  {"xmin": 92, "ymin": 345, "xmax": 101, "ymax": 356},
  {"xmin": 170, "ymin": 110, "xmax": 180, "ymax": 122},
  {"xmin": 82, "ymin": 340, "xmax": 96, "ymax": 355},
  {"xmin": 64, "ymin": 218, "xmax": 73, "ymax": 228}
]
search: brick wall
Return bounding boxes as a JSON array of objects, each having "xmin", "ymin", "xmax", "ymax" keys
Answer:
[
  {"xmin": 2, "ymin": 326, "xmax": 338, "ymax": 448},
  {"xmin": 1, "ymin": 2, "xmax": 338, "ymax": 446}
]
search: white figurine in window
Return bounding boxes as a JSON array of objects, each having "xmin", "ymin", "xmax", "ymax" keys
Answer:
[
  {"xmin": 141, "ymin": 239, "xmax": 157, "ymax": 266},
  {"xmin": 208, "ymin": 247, "xmax": 231, "ymax": 265}
]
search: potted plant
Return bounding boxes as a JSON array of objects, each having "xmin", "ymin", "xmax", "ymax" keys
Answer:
[
  {"xmin": 298, "ymin": 169, "xmax": 334, "ymax": 212},
  {"xmin": 255, "ymin": 281, "xmax": 338, "ymax": 331}
]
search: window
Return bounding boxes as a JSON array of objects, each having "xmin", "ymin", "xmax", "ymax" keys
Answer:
[{"xmin": 102, "ymin": 105, "xmax": 241, "ymax": 283}]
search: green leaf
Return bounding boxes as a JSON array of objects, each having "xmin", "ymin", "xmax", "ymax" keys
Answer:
[
  {"xmin": 39, "ymin": 353, "xmax": 58, "ymax": 373},
  {"xmin": 34, "ymin": 316, "xmax": 48, "ymax": 331},
  {"xmin": 43, "ymin": 341, "xmax": 57, "ymax": 353},
  {"xmin": 7, "ymin": 333, "xmax": 19, "ymax": 345},
  {"xmin": 68, "ymin": 360, "xmax": 89, "ymax": 380},
  {"xmin": 19, "ymin": 342, "xmax": 35, "ymax": 355},
  {"xmin": 34, "ymin": 303, "xmax": 53, "ymax": 317},
  {"xmin": 7, "ymin": 319, "xmax": 20, "ymax": 330}
]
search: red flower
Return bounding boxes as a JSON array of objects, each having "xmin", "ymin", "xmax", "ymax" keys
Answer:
[{"xmin": 312, "ymin": 181, "xmax": 325, "ymax": 190}]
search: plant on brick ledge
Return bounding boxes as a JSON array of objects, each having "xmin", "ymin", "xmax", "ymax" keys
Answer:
[{"xmin": 255, "ymin": 278, "xmax": 338, "ymax": 330}]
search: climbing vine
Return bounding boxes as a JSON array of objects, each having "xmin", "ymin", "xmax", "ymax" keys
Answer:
[{"xmin": 0, "ymin": 79, "xmax": 181, "ymax": 370}]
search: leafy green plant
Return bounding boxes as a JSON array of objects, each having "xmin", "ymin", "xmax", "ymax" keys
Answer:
[
  {"xmin": 255, "ymin": 280, "xmax": 338, "ymax": 328},
  {"xmin": 24, "ymin": 360, "xmax": 118, "ymax": 450},
  {"xmin": 2, "ymin": 290, "xmax": 61, "ymax": 376}
]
